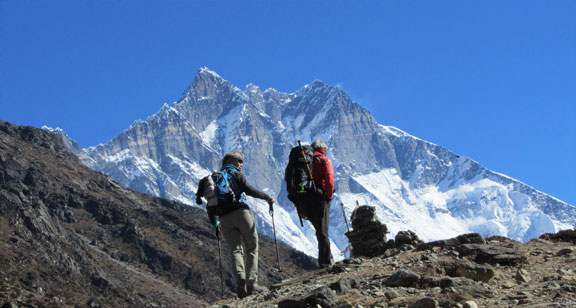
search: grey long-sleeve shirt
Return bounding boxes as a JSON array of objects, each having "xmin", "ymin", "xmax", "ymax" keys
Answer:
[{"xmin": 198, "ymin": 171, "xmax": 272, "ymax": 222}]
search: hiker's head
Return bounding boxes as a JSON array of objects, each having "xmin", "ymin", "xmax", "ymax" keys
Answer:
[
  {"xmin": 222, "ymin": 151, "xmax": 244, "ymax": 169},
  {"xmin": 312, "ymin": 140, "xmax": 328, "ymax": 153}
]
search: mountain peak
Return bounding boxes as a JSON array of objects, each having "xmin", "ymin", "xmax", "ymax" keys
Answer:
[
  {"xmin": 197, "ymin": 66, "xmax": 223, "ymax": 79},
  {"xmin": 41, "ymin": 125, "xmax": 82, "ymax": 155},
  {"xmin": 193, "ymin": 67, "xmax": 227, "ymax": 87},
  {"xmin": 245, "ymin": 83, "xmax": 261, "ymax": 93},
  {"xmin": 295, "ymin": 79, "xmax": 356, "ymax": 112},
  {"xmin": 304, "ymin": 79, "xmax": 329, "ymax": 89},
  {"xmin": 299, "ymin": 80, "xmax": 348, "ymax": 98},
  {"xmin": 181, "ymin": 67, "xmax": 237, "ymax": 101}
]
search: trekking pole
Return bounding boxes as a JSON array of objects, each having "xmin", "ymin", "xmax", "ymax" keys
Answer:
[
  {"xmin": 355, "ymin": 200, "xmax": 361, "ymax": 211},
  {"xmin": 216, "ymin": 228, "xmax": 224, "ymax": 297},
  {"xmin": 270, "ymin": 208, "xmax": 282, "ymax": 271},
  {"xmin": 296, "ymin": 205, "xmax": 304, "ymax": 227},
  {"xmin": 340, "ymin": 202, "xmax": 350, "ymax": 233},
  {"xmin": 341, "ymin": 202, "xmax": 353, "ymax": 260}
]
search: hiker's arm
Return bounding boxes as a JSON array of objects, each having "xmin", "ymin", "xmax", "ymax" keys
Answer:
[
  {"xmin": 195, "ymin": 179, "xmax": 205, "ymax": 205},
  {"xmin": 316, "ymin": 156, "xmax": 335, "ymax": 201},
  {"xmin": 196, "ymin": 177, "xmax": 208, "ymax": 205},
  {"xmin": 324, "ymin": 158, "xmax": 335, "ymax": 200},
  {"xmin": 284, "ymin": 162, "xmax": 295, "ymax": 201},
  {"xmin": 238, "ymin": 174, "xmax": 273, "ymax": 202},
  {"xmin": 206, "ymin": 206, "xmax": 219, "ymax": 225}
]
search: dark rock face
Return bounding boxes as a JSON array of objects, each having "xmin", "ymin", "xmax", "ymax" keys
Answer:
[
  {"xmin": 417, "ymin": 233, "xmax": 485, "ymax": 250},
  {"xmin": 457, "ymin": 243, "xmax": 526, "ymax": 266},
  {"xmin": 540, "ymin": 229, "xmax": 576, "ymax": 244},
  {"xmin": 417, "ymin": 232, "xmax": 526, "ymax": 267},
  {"xmin": 0, "ymin": 121, "xmax": 314, "ymax": 307}
]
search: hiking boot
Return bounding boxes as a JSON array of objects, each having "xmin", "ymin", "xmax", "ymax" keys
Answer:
[
  {"xmin": 236, "ymin": 279, "xmax": 247, "ymax": 298},
  {"xmin": 246, "ymin": 280, "xmax": 267, "ymax": 295},
  {"xmin": 319, "ymin": 263, "xmax": 331, "ymax": 269}
]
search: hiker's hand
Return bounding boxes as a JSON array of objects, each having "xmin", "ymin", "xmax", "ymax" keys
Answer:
[
  {"xmin": 212, "ymin": 220, "xmax": 221, "ymax": 233},
  {"xmin": 195, "ymin": 196, "xmax": 203, "ymax": 205}
]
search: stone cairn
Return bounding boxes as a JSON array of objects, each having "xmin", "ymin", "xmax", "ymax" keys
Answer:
[{"xmin": 345, "ymin": 205, "xmax": 388, "ymax": 257}]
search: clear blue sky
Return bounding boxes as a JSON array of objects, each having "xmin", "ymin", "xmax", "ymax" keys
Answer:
[{"xmin": 1, "ymin": 1, "xmax": 574, "ymax": 204}]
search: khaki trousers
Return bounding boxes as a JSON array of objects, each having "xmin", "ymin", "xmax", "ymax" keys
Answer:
[{"xmin": 220, "ymin": 208, "xmax": 259, "ymax": 281}]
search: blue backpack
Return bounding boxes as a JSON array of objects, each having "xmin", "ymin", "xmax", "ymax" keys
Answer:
[{"xmin": 211, "ymin": 170, "xmax": 236, "ymax": 207}]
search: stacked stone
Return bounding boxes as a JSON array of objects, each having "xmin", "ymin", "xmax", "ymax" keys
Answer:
[{"xmin": 345, "ymin": 205, "xmax": 388, "ymax": 257}]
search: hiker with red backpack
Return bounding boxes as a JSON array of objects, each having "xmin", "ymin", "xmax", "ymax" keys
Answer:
[
  {"xmin": 285, "ymin": 140, "xmax": 335, "ymax": 268},
  {"xmin": 196, "ymin": 152, "xmax": 275, "ymax": 298}
]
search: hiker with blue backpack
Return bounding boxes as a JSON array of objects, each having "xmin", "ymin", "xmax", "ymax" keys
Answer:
[{"xmin": 196, "ymin": 151, "xmax": 275, "ymax": 298}]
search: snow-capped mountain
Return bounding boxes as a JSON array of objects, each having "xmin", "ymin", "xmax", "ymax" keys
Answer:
[{"xmin": 73, "ymin": 67, "xmax": 576, "ymax": 259}]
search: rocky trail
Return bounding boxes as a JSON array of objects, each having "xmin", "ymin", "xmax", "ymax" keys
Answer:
[{"xmin": 214, "ymin": 208, "xmax": 576, "ymax": 308}]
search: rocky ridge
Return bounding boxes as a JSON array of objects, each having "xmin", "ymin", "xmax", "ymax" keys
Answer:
[
  {"xmin": 0, "ymin": 121, "xmax": 315, "ymax": 307},
  {"xmin": 214, "ymin": 208, "xmax": 576, "ymax": 307}
]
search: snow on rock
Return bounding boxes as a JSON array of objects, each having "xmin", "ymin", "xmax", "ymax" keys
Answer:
[
  {"xmin": 79, "ymin": 68, "xmax": 576, "ymax": 260},
  {"xmin": 199, "ymin": 120, "xmax": 218, "ymax": 146}
]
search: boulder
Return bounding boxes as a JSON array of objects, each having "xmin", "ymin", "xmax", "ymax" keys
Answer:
[
  {"xmin": 395, "ymin": 230, "xmax": 423, "ymax": 246},
  {"xmin": 277, "ymin": 299, "xmax": 306, "ymax": 308},
  {"xmin": 418, "ymin": 233, "xmax": 485, "ymax": 250},
  {"xmin": 385, "ymin": 289, "xmax": 400, "ymax": 300},
  {"xmin": 539, "ymin": 229, "xmax": 576, "ymax": 244},
  {"xmin": 409, "ymin": 297, "xmax": 439, "ymax": 308},
  {"xmin": 463, "ymin": 301, "xmax": 478, "ymax": 308},
  {"xmin": 457, "ymin": 244, "xmax": 526, "ymax": 266},
  {"xmin": 329, "ymin": 278, "xmax": 357, "ymax": 294},
  {"xmin": 557, "ymin": 248, "xmax": 573, "ymax": 256},
  {"xmin": 443, "ymin": 259, "xmax": 495, "ymax": 282},
  {"xmin": 515, "ymin": 269, "xmax": 531, "ymax": 283},
  {"xmin": 384, "ymin": 270, "xmax": 421, "ymax": 288},
  {"xmin": 304, "ymin": 286, "xmax": 337, "ymax": 308}
]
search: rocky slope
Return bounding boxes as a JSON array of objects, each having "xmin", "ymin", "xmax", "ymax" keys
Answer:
[
  {"xmin": 73, "ymin": 67, "xmax": 576, "ymax": 259},
  {"xmin": 0, "ymin": 121, "xmax": 315, "ymax": 308},
  {"xmin": 214, "ymin": 209, "xmax": 576, "ymax": 307}
]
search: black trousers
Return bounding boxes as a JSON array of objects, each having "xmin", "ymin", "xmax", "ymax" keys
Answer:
[{"xmin": 300, "ymin": 195, "xmax": 332, "ymax": 267}]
